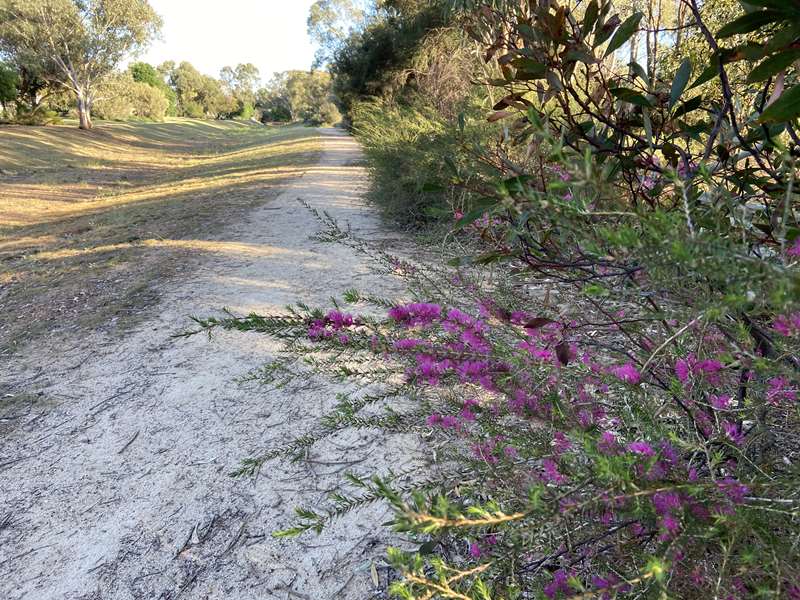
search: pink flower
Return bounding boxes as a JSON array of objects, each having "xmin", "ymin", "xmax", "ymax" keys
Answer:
[
  {"xmin": 773, "ymin": 313, "xmax": 800, "ymax": 336},
  {"xmin": 518, "ymin": 341, "xmax": 554, "ymax": 362},
  {"xmin": 767, "ymin": 376, "xmax": 797, "ymax": 404},
  {"xmin": 426, "ymin": 414, "xmax": 442, "ymax": 426},
  {"xmin": 630, "ymin": 522, "xmax": 646, "ymax": 536},
  {"xmin": 652, "ymin": 491, "xmax": 682, "ymax": 515},
  {"xmin": 710, "ymin": 394, "xmax": 732, "ymax": 410},
  {"xmin": 461, "ymin": 328, "xmax": 491, "ymax": 353},
  {"xmin": 717, "ymin": 478, "xmax": 749, "ymax": 504},
  {"xmin": 788, "ymin": 238, "xmax": 800, "ymax": 257},
  {"xmin": 598, "ymin": 431, "xmax": 620, "ymax": 455},
  {"xmin": 553, "ymin": 432, "xmax": 572, "ymax": 455},
  {"xmin": 626, "ymin": 441, "xmax": 656, "ymax": 457},
  {"xmin": 723, "ymin": 421, "xmax": 744, "ymax": 445},
  {"xmin": 611, "ymin": 363, "xmax": 641, "ymax": 385},
  {"xmin": 658, "ymin": 514, "xmax": 681, "ymax": 540},
  {"xmin": 441, "ymin": 415, "xmax": 460, "ymax": 429},
  {"xmin": 388, "ymin": 303, "xmax": 442, "ymax": 327},
  {"xmin": 468, "ymin": 542, "xmax": 481, "ymax": 558},
  {"xmin": 675, "ymin": 359, "xmax": 690, "ymax": 383},
  {"xmin": 393, "ymin": 338, "xmax": 427, "ymax": 351},
  {"xmin": 542, "ymin": 459, "xmax": 568, "ymax": 484},
  {"xmin": 460, "ymin": 407, "xmax": 477, "ymax": 422},
  {"xmin": 695, "ymin": 359, "xmax": 723, "ymax": 374},
  {"xmin": 544, "ymin": 570, "xmax": 574, "ymax": 599}
]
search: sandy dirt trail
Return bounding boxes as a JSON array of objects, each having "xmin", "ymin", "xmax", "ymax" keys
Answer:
[{"xmin": 0, "ymin": 130, "xmax": 418, "ymax": 600}]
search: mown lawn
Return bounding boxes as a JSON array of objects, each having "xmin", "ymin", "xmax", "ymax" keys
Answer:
[{"xmin": 0, "ymin": 118, "xmax": 321, "ymax": 353}]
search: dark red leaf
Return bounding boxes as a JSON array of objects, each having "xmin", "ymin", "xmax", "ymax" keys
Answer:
[
  {"xmin": 555, "ymin": 341, "xmax": 573, "ymax": 366},
  {"xmin": 525, "ymin": 317, "xmax": 554, "ymax": 329}
]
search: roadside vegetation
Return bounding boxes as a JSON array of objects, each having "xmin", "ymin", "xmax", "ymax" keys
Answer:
[
  {"xmin": 2, "ymin": 0, "xmax": 798, "ymax": 597},
  {"xmin": 194, "ymin": 0, "xmax": 800, "ymax": 598}
]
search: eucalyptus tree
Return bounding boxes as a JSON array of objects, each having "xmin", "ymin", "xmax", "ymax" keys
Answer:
[
  {"xmin": 0, "ymin": 61, "xmax": 18, "ymax": 115},
  {"xmin": 0, "ymin": 0, "xmax": 161, "ymax": 129},
  {"xmin": 220, "ymin": 63, "xmax": 260, "ymax": 116},
  {"xmin": 307, "ymin": 0, "xmax": 371, "ymax": 66}
]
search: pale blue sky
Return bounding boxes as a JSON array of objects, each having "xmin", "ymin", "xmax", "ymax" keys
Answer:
[{"xmin": 137, "ymin": 0, "xmax": 318, "ymax": 82}]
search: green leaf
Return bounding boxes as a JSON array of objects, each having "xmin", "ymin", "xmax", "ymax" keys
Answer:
[
  {"xmin": 643, "ymin": 108, "xmax": 653, "ymax": 147},
  {"xmin": 421, "ymin": 182, "xmax": 445, "ymax": 193},
  {"xmin": 628, "ymin": 61, "xmax": 649, "ymax": 85},
  {"xmin": 747, "ymin": 48, "xmax": 800, "ymax": 82},
  {"xmin": 455, "ymin": 206, "xmax": 490, "ymax": 229},
  {"xmin": 604, "ymin": 12, "xmax": 642, "ymax": 57},
  {"xmin": 765, "ymin": 23, "xmax": 800, "ymax": 52},
  {"xmin": 689, "ymin": 58, "xmax": 720, "ymax": 89},
  {"xmin": 717, "ymin": 10, "xmax": 786, "ymax": 38},
  {"xmin": 673, "ymin": 95, "xmax": 704, "ymax": 119},
  {"xmin": 564, "ymin": 48, "xmax": 596, "ymax": 64},
  {"xmin": 670, "ymin": 58, "xmax": 692, "ymax": 109},
  {"xmin": 511, "ymin": 58, "xmax": 547, "ymax": 78},
  {"xmin": 609, "ymin": 86, "xmax": 653, "ymax": 107},
  {"xmin": 593, "ymin": 14, "xmax": 621, "ymax": 47},
  {"xmin": 418, "ymin": 541, "xmax": 438, "ymax": 555},
  {"xmin": 758, "ymin": 84, "xmax": 800, "ymax": 123},
  {"xmin": 517, "ymin": 23, "xmax": 536, "ymax": 39},
  {"xmin": 582, "ymin": 0, "xmax": 600, "ymax": 38}
]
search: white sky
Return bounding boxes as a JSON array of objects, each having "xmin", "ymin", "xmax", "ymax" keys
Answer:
[{"xmin": 136, "ymin": 0, "xmax": 318, "ymax": 82}]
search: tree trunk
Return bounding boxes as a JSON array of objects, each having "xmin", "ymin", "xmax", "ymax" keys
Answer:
[
  {"xmin": 675, "ymin": 0, "xmax": 685, "ymax": 54},
  {"xmin": 77, "ymin": 93, "xmax": 93, "ymax": 130},
  {"xmin": 630, "ymin": 31, "xmax": 640, "ymax": 71}
]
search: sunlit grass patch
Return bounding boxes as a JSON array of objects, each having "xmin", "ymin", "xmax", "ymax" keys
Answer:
[{"xmin": 0, "ymin": 119, "xmax": 322, "ymax": 352}]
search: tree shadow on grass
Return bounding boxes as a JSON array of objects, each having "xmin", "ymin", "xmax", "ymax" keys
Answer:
[{"xmin": 0, "ymin": 122, "xmax": 322, "ymax": 353}]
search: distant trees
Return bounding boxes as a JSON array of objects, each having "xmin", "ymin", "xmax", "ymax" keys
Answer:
[
  {"xmin": 257, "ymin": 70, "xmax": 340, "ymax": 125},
  {"xmin": 0, "ymin": 0, "xmax": 344, "ymax": 127},
  {"xmin": 130, "ymin": 61, "xmax": 177, "ymax": 116},
  {"xmin": 93, "ymin": 73, "xmax": 168, "ymax": 121},
  {"xmin": 160, "ymin": 61, "xmax": 237, "ymax": 119},
  {"xmin": 0, "ymin": 61, "xmax": 18, "ymax": 116},
  {"xmin": 0, "ymin": 0, "xmax": 161, "ymax": 129},
  {"xmin": 307, "ymin": 0, "xmax": 369, "ymax": 66},
  {"xmin": 220, "ymin": 63, "xmax": 260, "ymax": 119},
  {"xmin": 324, "ymin": 0, "xmax": 450, "ymax": 116}
]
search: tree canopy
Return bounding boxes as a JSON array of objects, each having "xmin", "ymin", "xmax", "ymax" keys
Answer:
[
  {"xmin": 0, "ymin": 61, "xmax": 18, "ymax": 109},
  {"xmin": 257, "ymin": 70, "xmax": 340, "ymax": 125},
  {"xmin": 0, "ymin": 0, "xmax": 161, "ymax": 128}
]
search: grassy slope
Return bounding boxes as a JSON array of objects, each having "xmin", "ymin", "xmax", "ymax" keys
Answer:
[{"xmin": 0, "ymin": 118, "xmax": 321, "ymax": 352}]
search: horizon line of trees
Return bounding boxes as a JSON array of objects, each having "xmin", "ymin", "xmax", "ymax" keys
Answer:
[
  {"xmin": 0, "ymin": 51, "xmax": 342, "ymax": 127},
  {"xmin": 0, "ymin": 0, "xmax": 341, "ymax": 129}
]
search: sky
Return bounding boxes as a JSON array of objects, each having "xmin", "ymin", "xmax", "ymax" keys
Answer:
[{"xmin": 137, "ymin": 0, "xmax": 318, "ymax": 82}]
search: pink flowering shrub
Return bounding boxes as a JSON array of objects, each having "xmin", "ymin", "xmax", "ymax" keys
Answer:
[
  {"xmin": 196, "ymin": 238, "xmax": 799, "ymax": 597},
  {"xmin": 192, "ymin": 1, "xmax": 800, "ymax": 597}
]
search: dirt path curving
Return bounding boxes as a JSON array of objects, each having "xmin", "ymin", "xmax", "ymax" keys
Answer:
[{"xmin": 0, "ymin": 130, "xmax": 418, "ymax": 600}]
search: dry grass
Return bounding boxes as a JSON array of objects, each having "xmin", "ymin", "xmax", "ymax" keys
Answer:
[{"xmin": 0, "ymin": 118, "xmax": 322, "ymax": 353}]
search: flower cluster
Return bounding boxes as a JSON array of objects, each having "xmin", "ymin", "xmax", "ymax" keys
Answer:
[{"xmin": 307, "ymin": 310, "xmax": 358, "ymax": 343}]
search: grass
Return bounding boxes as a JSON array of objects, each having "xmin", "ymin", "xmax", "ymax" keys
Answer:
[{"xmin": 0, "ymin": 118, "xmax": 322, "ymax": 354}]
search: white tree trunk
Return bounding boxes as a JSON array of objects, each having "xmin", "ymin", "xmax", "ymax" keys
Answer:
[{"xmin": 77, "ymin": 92, "xmax": 92, "ymax": 130}]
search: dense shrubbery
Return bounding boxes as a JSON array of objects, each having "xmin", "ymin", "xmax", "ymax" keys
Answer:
[
  {"xmin": 352, "ymin": 97, "xmax": 484, "ymax": 225},
  {"xmin": 199, "ymin": 0, "xmax": 800, "ymax": 597},
  {"xmin": 93, "ymin": 73, "xmax": 168, "ymax": 121},
  {"xmin": 130, "ymin": 61, "xmax": 178, "ymax": 116},
  {"xmin": 346, "ymin": 25, "xmax": 494, "ymax": 226},
  {"xmin": 256, "ymin": 70, "xmax": 341, "ymax": 125}
]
